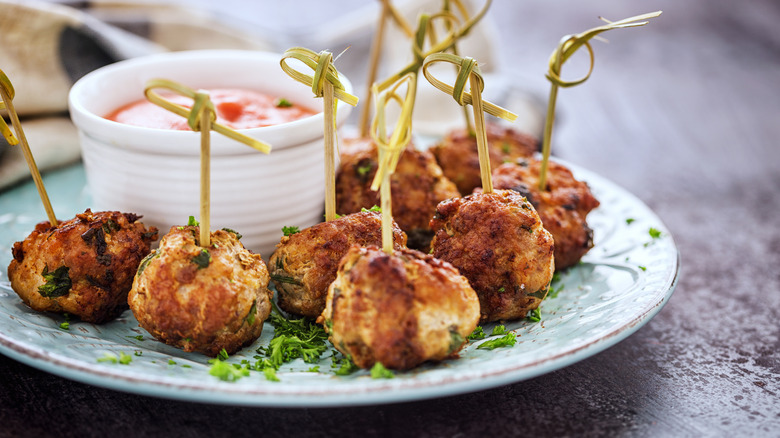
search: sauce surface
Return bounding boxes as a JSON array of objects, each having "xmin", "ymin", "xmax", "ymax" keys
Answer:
[{"xmin": 105, "ymin": 88, "xmax": 317, "ymax": 130}]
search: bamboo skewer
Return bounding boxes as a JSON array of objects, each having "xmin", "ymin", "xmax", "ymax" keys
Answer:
[
  {"xmin": 422, "ymin": 53, "xmax": 517, "ymax": 194},
  {"xmin": 280, "ymin": 47, "xmax": 359, "ymax": 222},
  {"xmin": 538, "ymin": 11, "xmax": 662, "ymax": 190},
  {"xmin": 0, "ymin": 69, "xmax": 58, "ymax": 226},
  {"xmin": 144, "ymin": 79, "xmax": 272, "ymax": 248}
]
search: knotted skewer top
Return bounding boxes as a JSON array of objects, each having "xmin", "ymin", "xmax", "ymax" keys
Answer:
[
  {"xmin": 538, "ymin": 11, "xmax": 662, "ymax": 190},
  {"xmin": 422, "ymin": 53, "xmax": 517, "ymax": 193},
  {"xmin": 279, "ymin": 47, "xmax": 359, "ymax": 107}
]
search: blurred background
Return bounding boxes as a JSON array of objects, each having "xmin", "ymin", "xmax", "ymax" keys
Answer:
[{"xmin": 1, "ymin": 0, "xmax": 778, "ymax": 436}]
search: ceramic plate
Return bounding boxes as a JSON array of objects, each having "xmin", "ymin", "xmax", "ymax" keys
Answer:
[{"xmin": 0, "ymin": 162, "xmax": 678, "ymax": 407}]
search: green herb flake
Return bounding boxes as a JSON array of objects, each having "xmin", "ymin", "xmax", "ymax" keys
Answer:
[
  {"xmin": 526, "ymin": 308, "xmax": 541, "ymax": 323},
  {"xmin": 649, "ymin": 227, "xmax": 662, "ymax": 239},
  {"xmin": 333, "ymin": 354, "xmax": 359, "ymax": 376},
  {"xmin": 59, "ymin": 321, "xmax": 70, "ymax": 331},
  {"xmin": 217, "ymin": 348, "xmax": 230, "ymax": 361},
  {"xmin": 187, "ymin": 216, "xmax": 200, "ymax": 227},
  {"xmin": 501, "ymin": 142, "xmax": 511, "ymax": 154},
  {"xmin": 102, "ymin": 219, "xmax": 120, "ymax": 234},
  {"xmin": 181, "ymin": 364, "xmax": 191, "ymax": 369},
  {"xmin": 448, "ymin": 330, "xmax": 465, "ymax": 354},
  {"xmin": 490, "ymin": 324, "xmax": 508, "ymax": 336},
  {"xmin": 361, "ymin": 205, "xmax": 381, "ymax": 213},
  {"xmin": 263, "ymin": 367, "xmax": 280, "ymax": 382},
  {"xmin": 134, "ymin": 350, "xmax": 143, "ymax": 357},
  {"xmin": 38, "ymin": 265, "xmax": 71, "ymax": 298},
  {"xmin": 477, "ymin": 333, "xmax": 517, "ymax": 350},
  {"xmin": 282, "ymin": 225, "xmax": 300, "ymax": 236},
  {"xmin": 97, "ymin": 353, "xmax": 118, "ymax": 364},
  {"xmin": 357, "ymin": 164, "xmax": 372, "ymax": 176},
  {"xmin": 626, "ymin": 218, "xmax": 636, "ymax": 225},
  {"xmin": 168, "ymin": 359, "xmax": 177, "ymax": 366},
  {"xmin": 136, "ymin": 250, "xmax": 158, "ymax": 277},
  {"xmin": 639, "ymin": 266, "xmax": 647, "ymax": 271},
  {"xmin": 468, "ymin": 326, "xmax": 486, "ymax": 340},
  {"xmin": 126, "ymin": 334, "xmax": 145, "ymax": 341},
  {"xmin": 118, "ymin": 352, "xmax": 133, "ymax": 365},
  {"xmin": 208, "ymin": 358, "xmax": 250, "ymax": 382},
  {"xmin": 275, "ymin": 98, "xmax": 293, "ymax": 108},
  {"xmin": 221, "ymin": 227, "xmax": 242, "ymax": 240},
  {"xmin": 370, "ymin": 362, "xmax": 395, "ymax": 379},
  {"xmin": 192, "ymin": 249, "xmax": 211, "ymax": 269},
  {"xmin": 307, "ymin": 366, "xmax": 320, "ymax": 373},
  {"xmin": 245, "ymin": 301, "xmax": 257, "ymax": 326}
]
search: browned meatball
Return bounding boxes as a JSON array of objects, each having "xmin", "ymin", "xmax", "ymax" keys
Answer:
[
  {"xmin": 8, "ymin": 209, "xmax": 157, "ymax": 323},
  {"xmin": 128, "ymin": 226, "xmax": 271, "ymax": 356},
  {"xmin": 319, "ymin": 246, "xmax": 479, "ymax": 370},
  {"xmin": 430, "ymin": 123, "xmax": 538, "ymax": 195},
  {"xmin": 492, "ymin": 158, "xmax": 600, "ymax": 269},
  {"xmin": 429, "ymin": 190, "xmax": 555, "ymax": 323},
  {"xmin": 335, "ymin": 137, "xmax": 459, "ymax": 250},
  {"xmin": 268, "ymin": 210, "xmax": 407, "ymax": 318}
]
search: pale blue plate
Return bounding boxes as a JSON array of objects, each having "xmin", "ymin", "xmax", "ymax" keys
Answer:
[{"xmin": 0, "ymin": 162, "xmax": 679, "ymax": 407}]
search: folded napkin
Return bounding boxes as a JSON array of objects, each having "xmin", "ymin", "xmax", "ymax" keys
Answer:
[{"xmin": 0, "ymin": 0, "xmax": 273, "ymax": 190}]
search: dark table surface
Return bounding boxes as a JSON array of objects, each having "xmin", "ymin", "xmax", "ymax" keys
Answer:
[{"xmin": 1, "ymin": 0, "xmax": 778, "ymax": 436}]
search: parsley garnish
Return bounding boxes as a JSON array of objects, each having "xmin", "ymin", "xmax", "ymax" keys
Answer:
[
  {"xmin": 477, "ymin": 333, "xmax": 517, "ymax": 350},
  {"xmin": 639, "ymin": 266, "xmax": 647, "ymax": 271},
  {"xmin": 187, "ymin": 216, "xmax": 199, "ymax": 226},
  {"xmin": 275, "ymin": 98, "xmax": 293, "ymax": 108},
  {"xmin": 136, "ymin": 250, "xmax": 157, "ymax": 277},
  {"xmin": 192, "ymin": 249, "xmax": 211, "ymax": 269},
  {"xmin": 361, "ymin": 205, "xmax": 381, "ymax": 213},
  {"xmin": 118, "ymin": 352, "xmax": 133, "ymax": 365},
  {"xmin": 282, "ymin": 225, "xmax": 300, "ymax": 236},
  {"xmin": 208, "ymin": 358, "xmax": 250, "ymax": 382},
  {"xmin": 648, "ymin": 227, "xmax": 662, "ymax": 239},
  {"xmin": 263, "ymin": 367, "xmax": 280, "ymax": 382},
  {"xmin": 222, "ymin": 227, "xmax": 243, "ymax": 240},
  {"xmin": 490, "ymin": 324, "xmax": 508, "ymax": 336},
  {"xmin": 370, "ymin": 362, "xmax": 395, "ymax": 379},
  {"xmin": 217, "ymin": 348, "xmax": 230, "ymax": 361},
  {"xmin": 357, "ymin": 164, "xmax": 372, "ymax": 176},
  {"xmin": 468, "ymin": 326, "xmax": 486, "ymax": 340},
  {"xmin": 270, "ymin": 274, "xmax": 302, "ymax": 285},
  {"xmin": 126, "ymin": 334, "xmax": 145, "ymax": 341},
  {"xmin": 38, "ymin": 265, "xmax": 71, "ymax": 298},
  {"xmin": 245, "ymin": 302, "xmax": 257, "ymax": 325},
  {"xmin": 625, "ymin": 218, "xmax": 636, "ymax": 225},
  {"xmin": 526, "ymin": 308, "xmax": 541, "ymax": 322},
  {"xmin": 97, "ymin": 352, "xmax": 132, "ymax": 365},
  {"xmin": 332, "ymin": 354, "xmax": 359, "ymax": 376},
  {"xmin": 59, "ymin": 321, "xmax": 70, "ymax": 331}
]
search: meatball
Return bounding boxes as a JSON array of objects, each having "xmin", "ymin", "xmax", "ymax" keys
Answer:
[
  {"xmin": 429, "ymin": 190, "xmax": 555, "ymax": 322},
  {"xmin": 128, "ymin": 226, "xmax": 271, "ymax": 356},
  {"xmin": 492, "ymin": 158, "xmax": 600, "ymax": 269},
  {"xmin": 335, "ymin": 137, "xmax": 460, "ymax": 250},
  {"xmin": 8, "ymin": 209, "xmax": 158, "ymax": 323},
  {"xmin": 430, "ymin": 123, "xmax": 538, "ymax": 195},
  {"xmin": 319, "ymin": 245, "xmax": 479, "ymax": 370},
  {"xmin": 268, "ymin": 210, "xmax": 407, "ymax": 318}
]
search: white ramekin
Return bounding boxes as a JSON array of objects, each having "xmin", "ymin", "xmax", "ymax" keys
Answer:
[{"xmin": 68, "ymin": 49, "xmax": 353, "ymax": 258}]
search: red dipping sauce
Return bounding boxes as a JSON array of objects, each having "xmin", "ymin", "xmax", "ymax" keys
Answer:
[{"xmin": 105, "ymin": 88, "xmax": 317, "ymax": 130}]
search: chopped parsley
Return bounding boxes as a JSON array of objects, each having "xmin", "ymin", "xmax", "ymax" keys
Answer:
[
  {"xmin": 357, "ymin": 164, "xmax": 373, "ymax": 176},
  {"xmin": 332, "ymin": 354, "xmax": 359, "ymax": 376},
  {"xmin": 217, "ymin": 348, "xmax": 230, "ymax": 361},
  {"xmin": 102, "ymin": 219, "xmax": 121, "ymax": 234},
  {"xmin": 526, "ymin": 308, "xmax": 541, "ymax": 322},
  {"xmin": 639, "ymin": 266, "xmax": 647, "ymax": 272},
  {"xmin": 136, "ymin": 250, "xmax": 158, "ymax": 277},
  {"xmin": 118, "ymin": 352, "xmax": 133, "ymax": 365},
  {"xmin": 477, "ymin": 333, "xmax": 517, "ymax": 350},
  {"xmin": 361, "ymin": 205, "xmax": 381, "ymax": 213},
  {"xmin": 263, "ymin": 367, "xmax": 280, "ymax": 382},
  {"xmin": 38, "ymin": 265, "xmax": 71, "ymax": 298},
  {"xmin": 275, "ymin": 98, "xmax": 293, "ymax": 108},
  {"xmin": 270, "ymin": 274, "xmax": 302, "ymax": 285},
  {"xmin": 191, "ymin": 249, "xmax": 211, "ymax": 269},
  {"xmin": 187, "ymin": 216, "xmax": 200, "ymax": 226},
  {"xmin": 468, "ymin": 326, "xmax": 486, "ymax": 340},
  {"xmin": 59, "ymin": 321, "xmax": 70, "ymax": 331},
  {"xmin": 282, "ymin": 225, "xmax": 300, "ymax": 236},
  {"xmin": 208, "ymin": 358, "xmax": 250, "ymax": 382},
  {"xmin": 649, "ymin": 227, "xmax": 663, "ymax": 239},
  {"xmin": 370, "ymin": 362, "xmax": 395, "ymax": 379},
  {"xmin": 625, "ymin": 218, "xmax": 636, "ymax": 225},
  {"xmin": 222, "ymin": 227, "xmax": 242, "ymax": 240},
  {"xmin": 97, "ymin": 351, "xmax": 132, "ymax": 365},
  {"xmin": 126, "ymin": 334, "xmax": 145, "ymax": 341},
  {"xmin": 490, "ymin": 324, "xmax": 508, "ymax": 336}
]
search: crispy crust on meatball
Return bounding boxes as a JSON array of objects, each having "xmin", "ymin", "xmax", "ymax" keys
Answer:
[
  {"xmin": 8, "ymin": 209, "xmax": 158, "ymax": 323},
  {"xmin": 335, "ymin": 137, "xmax": 459, "ymax": 250},
  {"xmin": 492, "ymin": 158, "xmax": 600, "ymax": 269},
  {"xmin": 430, "ymin": 123, "xmax": 538, "ymax": 195},
  {"xmin": 429, "ymin": 190, "xmax": 555, "ymax": 323},
  {"xmin": 319, "ymin": 246, "xmax": 479, "ymax": 370},
  {"xmin": 128, "ymin": 227, "xmax": 271, "ymax": 356},
  {"xmin": 269, "ymin": 210, "xmax": 407, "ymax": 318}
]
